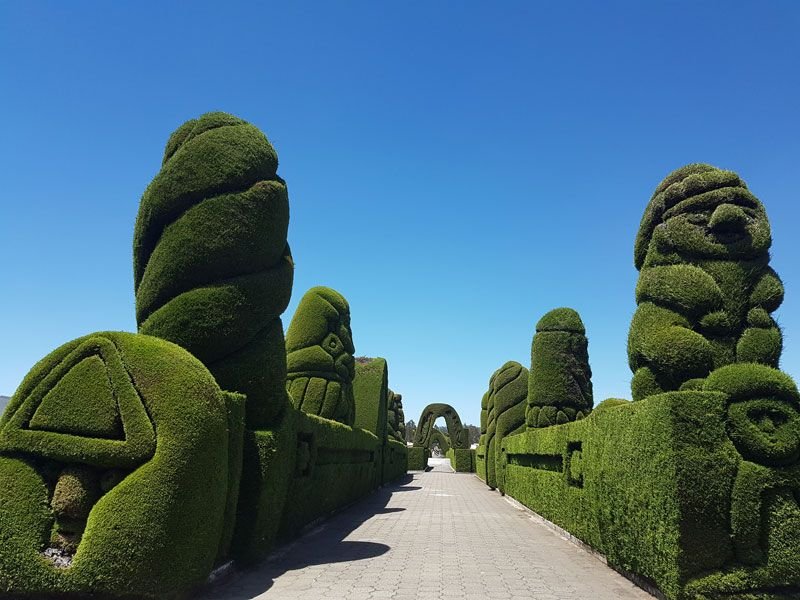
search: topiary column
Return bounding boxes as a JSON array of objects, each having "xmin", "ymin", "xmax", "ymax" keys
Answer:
[
  {"xmin": 628, "ymin": 164, "xmax": 783, "ymax": 400},
  {"xmin": 285, "ymin": 286, "xmax": 356, "ymax": 426},
  {"xmin": 490, "ymin": 361, "xmax": 528, "ymax": 493},
  {"xmin": 133, "ymin": 111, "xmax": 294, "ymax": 428},
  {"xmin": 526, "ymin": 308, "xmax": 593, "ymax": 427}
]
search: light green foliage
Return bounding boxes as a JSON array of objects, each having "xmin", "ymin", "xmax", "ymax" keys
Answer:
[
  {"xmin": 502, "ymin": 363, "xmax": 800, "ymax": 599},
  {"xmin": 134, "ymin": 112, "xmax": 293, "ymax": 427},
  {"xmin": 353, "ymin": 358, "xmax": 388, "ymax": 439},
  {"xmin": 413, "ymin": 404, "xmax": 469, "ymax": 449},
  {"xmin": 286, "ymin": 287, "xmax": 356, "ymax": 426},
  {"xmin": 629, "ymin": 164, "xmax": 783, "ymax": 400},
  {"xmin": 0, "ymin": 332, "xmax": 232, "ymax": 598},
  {"xmin": 490, "ymin": 361, "xmax": 528, "ymax": 493},
  {"xmin": 527, "ymin": 308, "xmax": 592, "ymax": 428},
  {"xmin": 446, "ymin": 448, "xmax": 474, "ymax": 472}
]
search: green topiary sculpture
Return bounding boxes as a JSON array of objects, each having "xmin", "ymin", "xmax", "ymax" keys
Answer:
[
  {"xmin": 133, "ymin": 111, "xmax": 294, "ymax": 428},
  {"xmin": 285, "ymin": 286, "xmax": 356, "ymax": 426},
  {"xmin": 490, "ymin": 361, "xmax": 528, "ymax": 493},
  {"xmin": 526, "ymin": 308, "xmax": 593, "ymax": 427},
  {"xmin": 429, "ymin": 429, "xmax": 450, "ymax": 454},
  {"xmin": 628, "ymin": 164, "xmax": 783, "ymax": 400},
  {"xmin": 386, "ymin": 390, "xmax": 406, "ymax": 443},
  {"xmin": 353, "ymin": 357, "xmax": 388, "ymax": 439},
  {"xmin": 0, "ymin": 332, "xmax": 233, "ymax": 598}
]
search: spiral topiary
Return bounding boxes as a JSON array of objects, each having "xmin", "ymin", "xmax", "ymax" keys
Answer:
[
  {"xmin": 628, "ymin": 164, "xmax": 783, "ymax": 400},
  {"xmin": 285, "ymin": 286, "xmax": 356, "ymax": 426},
  {"xmin": 527, "ymin": 308, "xmax": 593, "ymax": 427},
  {"xmin": 133, "ymin": 111, "xmax": 294, "ymax": 427}
]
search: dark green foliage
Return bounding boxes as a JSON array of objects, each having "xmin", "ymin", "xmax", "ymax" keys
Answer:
[
  {"xmin": 353, "ymin": 358, "xmax": 388, "ymax": 439},
  {"xmin": 476, "ymin": 389, "xmax": 490, "ymax": 482},
  {"xmin": 412, "ymin": 403, "xmax": 469, "ymax": 449},
  {"xmin": 629, "ymin": 164, "xmax": 783, "ymax": 400},
  {"xmin": 429, "ymin": 429, "xmax": 450, "ymax": 453},
  {"xmin": 279, "ymin": 412, "xmax": 379, "ymax": 536},
  {"xmin": 385, "ymin": 389, "xmax": 405, "ymax": 442},
  {"xmin": 134, "ymin": 112, "xmax": 293, "ymax": 427},
  {"xmin": 408, "ymin": 446, "xmax": 428, "ymax": 470},
  {"xmin": 502, "ymin": 363, "xmax": 800, "ymax": 600},
  {"xmin": 286, "ymin": 287, "xmax": 356, "ymax": 426},
  {"xmin": 447, "ymin": 448, "xmax": 474, "ymax": 472},
  {"xmin": 527, "ymin": 308, "xmax": 592, "ymax": 428},
  {"xmin": 383, "ymin": 438, "xmax": 408, "ymax": 484},
  {"xmin": 490, "ymin": 361, "xmax": 528, "ymax": 493},
  {"xmin": 0, "ymin": 332, "xmax": 232, "ymax": 598}
]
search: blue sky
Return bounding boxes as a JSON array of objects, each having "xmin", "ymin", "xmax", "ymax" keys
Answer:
[{"xmin": 1, "ymin": 2, "xmax": 798, "ymax": 426}]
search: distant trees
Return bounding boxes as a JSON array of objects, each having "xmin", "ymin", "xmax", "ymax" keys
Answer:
[{"xmin": 404, "ymin": 419, "xmax": 416, "ymax": 443}]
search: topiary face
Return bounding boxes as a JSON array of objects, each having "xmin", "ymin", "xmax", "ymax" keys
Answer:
[
  {"xmin": 636, "ymin": 164, "xmax": 771, "ymax": 268},
  {"xmin": 727, "ymin": 399, "xmax": 800, "ymax": 466},
  {"xmin": 286, "ymin": 287, "xmax": 356, "ymax": 425}
]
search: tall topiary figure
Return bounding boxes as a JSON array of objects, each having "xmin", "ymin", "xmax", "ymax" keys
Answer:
[
  {"xmin": 386, "ymin": 390, "xmax": 405, "ymax": 442},
  {"xmin": 0, "ymin": 332, "xmax": 232, "ymax": 598},
  {"xmin": 628, "ymin": 164, "xmax": 783, "ymax": 400},
  {"xmin": 396, "ymin": 395, "xmax": 406, "ymax": 442},
  {"xmin": 133, "ymin": 111, "xmax": 293, "ymax": 427},
  {"xmin": 491, "ymin": 361, "xmax": 528, "ymax": 493},
  {"xmin": 285, "ymin": 286, "xmax": 356, "ymax": 426},
  {"xmin": 527, "ymin": 308, "xmax": 593, "ymax": 427}
]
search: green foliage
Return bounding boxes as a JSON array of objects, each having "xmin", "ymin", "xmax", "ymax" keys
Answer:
[
  {"xmin": 412, "ymin": 403, "xmax": 469, "ymax": 449},
  {"xmin": 629, "ymin": 164, "xmax": 783, "ymax": 400},
  {"xmin": 502, "ymin": 363, "xmax": 800, "ymax": 600},
  {"xmin": 383, "ymin": 438, "xmax": 408, "ymax": 484},
  {"xmin": 385, "ymin": 389, "xmax": 405, "ymax": 442},
  {"xmin": 446, "ymin": 448, "xmax": 474, "ymax": 472},
  {"xmin": 408, "ymin": 446, "xmax": 428, "ymax": 470},
  {"xmin": 286, "ymin": 287, "xmax": 356, "ymax": 426},
  {"xmin": 353, "ymin": 358, "xmax": 388, "ymax": 439},
  {"xmin": 0, "ymin": 332, "xmax": 232, "ymax": 598},
  {"xmin": 429, "ymin": 429, "xmax": 451, "ymax": 453},
  {"xmin": 475, "ymin": 441, "xmax": 486, "ymax": 482},
  {"xmin": 279, "ymin": 412, "xmax": 379, "ymax": 536},
  {"xmin": 527, "ymin": 308, "xmax": 592, "ymax": 428},
  {"xmin": 486, "ymin": 361, "xmax": 528, "ymax": 493},
  {"xmin": 134, "ymin": 112, "xmax": 293, "ymax": 428}
]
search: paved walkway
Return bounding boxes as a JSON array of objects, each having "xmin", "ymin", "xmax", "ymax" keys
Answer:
[{"xmin": 201, "ymin": 467, "xmax": 653, "ymax": 600}]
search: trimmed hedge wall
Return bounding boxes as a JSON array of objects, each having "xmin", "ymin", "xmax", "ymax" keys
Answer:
[
  {"xmin": 0, "ymin": 332, "xmax": 233, "ymax": 599},
  {"xmin": 491, "ymin": 361, "xmax": 528, "ymax": 493},
  {"xmin": 629, "ymin": 164, "xmax": 783, "ymax": 400},
  {"xmin": 527, "ymin": 308, "xmax": 592, "ymax": 427},
  {"xmin": 286, "ymin": 287, "xmax": 357, "ymax": 426},
  {"xmin": 134, "ymin": 112, "xmax": 293, "ymax": 429},
  {"xmin": 383, "ymin": 438, "xmax": 409, "ymax": 484},
  {"xmin": 446, "ymin": 448, "xmax": 474, "ymax": 472},
  {"xmin": 408, "ymin": 446, "xmax": 428, "ymax": 470},
  {"xmin": 502, "ymin": 363, "xmax": 800, "ymax": 600}
]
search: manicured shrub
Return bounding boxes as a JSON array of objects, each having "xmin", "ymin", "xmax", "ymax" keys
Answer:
[
  {"xmin": 134, "ymin": 112, "xmax": 293, "ymax": 428},
  {"xmin": 447, "ymin": 448, "xmax": 474, "ymax": 472},
  {"xmin": 383, "ymin": 437, "xmax": 409, "ymax": 483},
  {"xmin": 490, "ymin": 361, "xmax": 528, "ymax": 493},
  {"xmin": 629, "ymin": 164, "xmax": 783, "ymax": 400},
  {"xmin": 502, "ymin": 361, "xmax": 800, "ymax": 600},
  {"xmin": 408, "ymin": 446, "xmax": 428, "ymax": 471},
  {"xmin": 475, "ymin": 389, "xmax": 490, "ymax": 482},
  {"xmin": 429, "ymin": 429, "xmax": 451, "ymax": 454},
  {"xmin": 527, "ymin": 308, "xmax": 592, "ymax": 427},
  {"xmin": 413, "ymin": 403, "xmax": 469, "ymax": 449},
  {"xmin": 385, "ymin": 389, "xmax": 405, "ymax": 442},
  {"xmin": 279, "ymin": 412, "xmax": 380, "ymax": 537},
  {"xmin": 353, "ymin": 357, "xmax": 388, "ymax": 439},
  {"xmin": 285, "ymin": 287, "xmax": 356, "ymax": 426},
  {"xmin": 0, "ymin": 332, "xmax": 233, "ymax": 598}
]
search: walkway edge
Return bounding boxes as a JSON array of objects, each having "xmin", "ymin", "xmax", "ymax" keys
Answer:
[{"xmin": 497, "ymin": 483, "xmax": 665, "ymax": 600}]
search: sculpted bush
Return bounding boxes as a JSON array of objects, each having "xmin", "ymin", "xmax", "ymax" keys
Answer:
[
  {"xmin": 285, "ymin": 287, "xmax": 356, "ymax": 426},
  {"xmin": 0, "ymin": 332, "xmax": 231, "ymax": 598},
  {"xmin": 628, "ymin": 164, "xmax": 782, "ymax": 400},
  {"xmin": 134, "ymin": 112, "xmax": 293, "ymax": 427},
  {"xmin": 527, "ymin": 308, "xmax": 592, "ymax": 427}
]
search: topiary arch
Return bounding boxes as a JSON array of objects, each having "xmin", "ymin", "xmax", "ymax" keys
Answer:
[{"xmin": 412, "ymin": 403, "xmax": 469, "ymax": 450}]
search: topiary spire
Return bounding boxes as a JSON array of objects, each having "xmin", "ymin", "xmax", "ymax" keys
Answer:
[{"xmin": 526, "ymin": 307, "xmax": 593, "ymax": 427}]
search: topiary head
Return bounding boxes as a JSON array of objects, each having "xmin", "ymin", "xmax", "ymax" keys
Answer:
[
  {"xmin": 635, "ymin": 164, "xmax": 771, "ymax": 269},
  {"xmin": 705, "ymin": 364, "xmax": 800, "ymax": 467}
]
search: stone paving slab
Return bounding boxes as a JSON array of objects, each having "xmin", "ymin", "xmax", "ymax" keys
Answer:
[{"xmin": 200, "ymin": 466, "xmax": 654, "ymax": 600}]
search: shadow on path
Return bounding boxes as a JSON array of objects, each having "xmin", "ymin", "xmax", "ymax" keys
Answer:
[{"xmin": 202, "ymin": 475, "xmax": 417, "ymax": 599}]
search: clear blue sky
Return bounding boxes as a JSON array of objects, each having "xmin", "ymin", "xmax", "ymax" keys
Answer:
[{"xmin": 1, "ymin": 2, "xmax": 798, "ymax": 426}]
